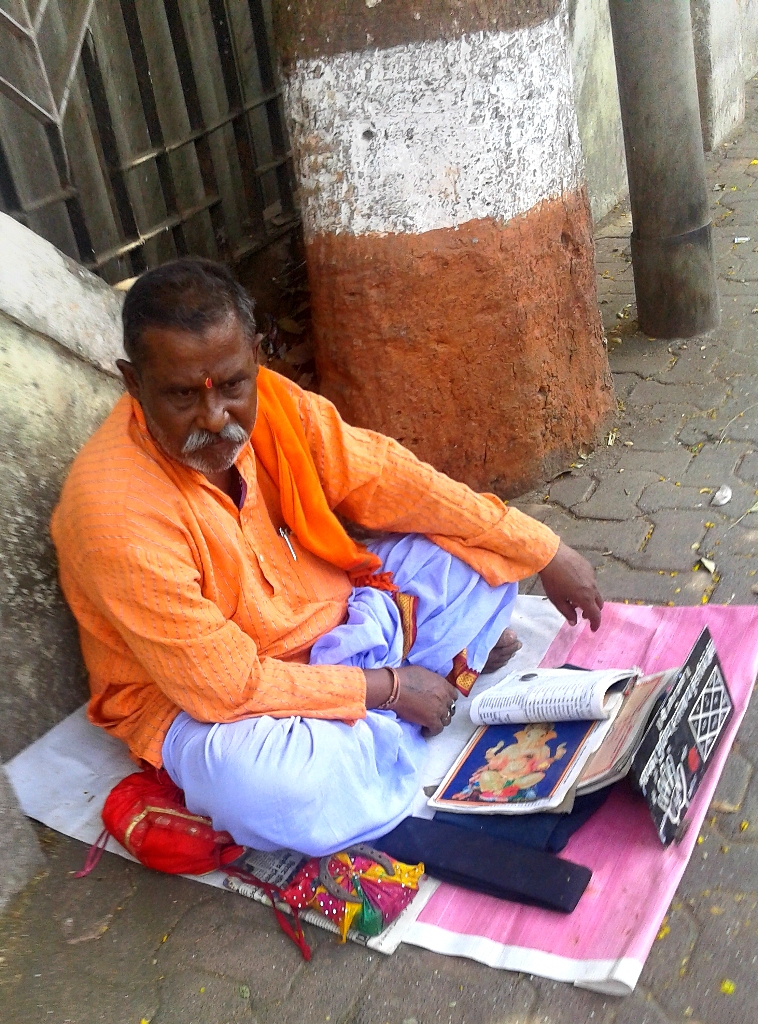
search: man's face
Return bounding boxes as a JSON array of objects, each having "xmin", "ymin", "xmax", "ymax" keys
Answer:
[{"xmin": 119, "ymin": 314, "xmax": 260, "ymax": 477}]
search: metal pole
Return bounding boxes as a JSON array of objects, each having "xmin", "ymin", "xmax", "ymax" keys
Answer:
[{"xmin": 608, "ymin": 0, "xmax": 719, "ymax": 338}]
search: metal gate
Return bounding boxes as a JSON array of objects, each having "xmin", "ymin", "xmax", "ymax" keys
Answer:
[{"xmin": 0, "ymin": 0, "xmax": 297, "ymax": 283}]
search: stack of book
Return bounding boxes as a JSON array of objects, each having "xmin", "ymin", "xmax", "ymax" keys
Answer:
[{"xmin": 428, "ymin": 627, "xmax": 733, "ymax": 845}]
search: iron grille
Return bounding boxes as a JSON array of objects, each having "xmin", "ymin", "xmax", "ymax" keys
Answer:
[{"xmin": 0, "ymin": 0, "xmax": 298, "ymax": 282}]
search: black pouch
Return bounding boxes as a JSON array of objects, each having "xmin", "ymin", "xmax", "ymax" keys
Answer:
[{"xmin": 374, "ymin": 816, "xmax": 592, "ymax": 913}]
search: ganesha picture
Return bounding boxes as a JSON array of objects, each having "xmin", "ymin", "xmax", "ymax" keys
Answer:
[{"xmin": 451, "ymin": 723, "xmax": 568, "ymax": 803}]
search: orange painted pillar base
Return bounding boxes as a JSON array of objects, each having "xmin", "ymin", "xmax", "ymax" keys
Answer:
[{"xmin": 275, "ymin": 0, "xmax": 615, "ymax": 496}]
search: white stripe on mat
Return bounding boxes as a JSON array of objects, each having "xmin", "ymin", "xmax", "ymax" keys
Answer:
[{"xmin": 401, "ymin": 922, "xmax": 642, "ymax": 996}]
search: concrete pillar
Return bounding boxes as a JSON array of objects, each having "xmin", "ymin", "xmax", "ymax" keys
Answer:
[
  {"xmin": 609, "ymin": 0, "xmax": 720, "ymax": 338},
  {"xmin": 274, "ymin": 0, "xmax": 615, "ymax": 497}
]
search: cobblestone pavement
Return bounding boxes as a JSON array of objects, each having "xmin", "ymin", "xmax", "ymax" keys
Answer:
[{"xmin": 5, "ymin": 83, "xmax": 758, "ymax": 1024}]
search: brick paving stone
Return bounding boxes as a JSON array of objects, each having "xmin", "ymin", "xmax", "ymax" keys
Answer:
[
  {"xmin": 515, "ymin": 505, "xmax": 653, "ymax": 559},
  {"xmin": 681, "ymin": 841, "xmax": 758, "ymax": 904},
  {"xmin": 714, "ymin": 303, "xmax": 758, "ymax": 333},
  {"xmin": 572, "ymin": 471, "xmax": 658, "ymax": 520},
  {"xmin": 637, "ymin": 899, "xmax": 699, "ymax": 996},
  {"xmin": 608, "ymin": 335, "xmax": 676, "ymax": 376},
  {"xmin": 725, "ymin": 249, "xmax": 758, "ymax": 277},
  {"xmin": 529, "ymin": 978, "xmax": 616, "ymax": 1023},
  {"xmin": 627, "ymin": 510, "xmax": 713, "ymax": 571},
  {"xmin": 655, "ymin": 344, "xmax": 720, "ymax": 384},
  {"xmin": 627, "ymin": 379, "xmax": 730, "ymax": 411},
  {"xmin": 705, "ymin": 375, "xmax": 758, "ymax": 414},
  {"xmin": 4, "ymin": 971, "xmax": 161, "ymax": 1024},
  {"xmin": 597, "ymin": 289, "xmax": 637, "ymax": 307},
  {"xmin": 155, "ymin": 894, "xmax": 317, "ymax": 1006},
  {"xmin": 644, "ymin": 404, "xmax": 719, "ymax": 432},
  {"xmin": 679, "ymin": 420, "xmax": 715, "ymax": 447},
  {"xmin": 623, "ymin": 408, "xmax": 692, "ymax": 451},
  {"xmin": 699, "ymin": 396, "xmax": 755, "ymax": 441},
  {"xmin": 85, "ymin": 867, "xmax": 213, "ymax": 982},
  {"xmin": 0, "ymin": 833, "xmax": 163, "ymax": 1007},
  {"xmin": 690, "ymin": 484, "xmax": 758, "ymax": 527},
  {"xmin": 257, "ymin": 941, "xmax": 380, "ymax": 1024},
  {"xmin": 714, "ymin": 520, "xmax": 758, "ymax": 557},
  {"xmin": 732, "ymin": 686, "xmax": 758, "ymax": 764},
  {"xmin": 573, "ymin": 520, "xmax": 655, "ymax": 560},
  {"xmin": 711, "ymin": 750, "xmax": 753, "ymax": 813},
  {"xmin": 717, "ymin": 197, "xmax": 758, "ymax": 220},
  {"xmin": 508, "ymin": 500, "xmax": 553, "ymax": 523},
  {"xmin": 612, "ymin": 989, "xmax": 673, "ymax": 1024},
  {"xmin": 638, "ymin": 482, "xmax": 712, "ymax": 513},
  {"xmin": 547, "ymin": 473, "xmax": 596, "ymax": 508},
  {"xmin": 613, "ymin": 372, "xmax": 644, "ymax": 400},
  {"xmin": 704, "ymin": 551, "xmax": 758, "ymax": 605},
  {"xmin": 735, "ymin": 449, "xmax": 758, "ymax": 482},
  {"xmin": 655, "ymin": 893, "xmax": 758, "ymax": 1024},
  {"xmin": 684, "ymin": 441, "xmax": 754, "ymax": 482},
  {"xmin": 613, "ymin": 447, "xmax": 693, "ymax": 478},
  {"xmin": 715, "ymin": 352, "xmax": 758, "ymax": 380},
  {"xmin": 717, "ymin": 276, "xmax": 758, "ymax": 296},
  {"xmin": 676, "ymin": 816, "xmax": 758, "ymax": 896},
  {"xmin": 351, "ymin": 947, "xmax": 537, "ymax": 1024},
  {"xmin": 713, "ymin": 774, "xmax": 758, "ymax": 842},
  {"xmin": 576, "ymin": 549, "xmax": 609, "ymax": 569},
  {"xmin": 716, "ymin": 340, "xmax": 758, "ymax": 371},
  {"xmin": 700, "ymin": 478, "xmax": 758, "ymax": 520},
  {"xmin": 593, "ymin": 560, "xmax": 709, "ymax": 605},
  {"xmin": 152, "ymin": 971, "xmax": 255, "ymax": 1024}
]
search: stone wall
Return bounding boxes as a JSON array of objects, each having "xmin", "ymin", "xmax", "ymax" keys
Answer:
[
  {"xmin": 569, "ymin": 0, "xmax": 758, "ymax": 224},
  {"xmin": 0, "ymin": 214, "xmax": 123, "ymax": 763},
  {"xmin": 0, "ymin": 212, "xmax": 124, "ymax": 911},
  {"xmin": 691, "ymin": 0, "xmax": 746, "ymax": 150},
  {"xmin": 569, "ymin": 0, "xmax": 627, "ymax": 223},
  {"xmin": 742, "ymin": 0, "xmax": 758, "ymax": 80}
]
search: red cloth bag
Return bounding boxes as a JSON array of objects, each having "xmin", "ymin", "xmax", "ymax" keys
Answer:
[{"xmin": 78, "ymin": 767, "xmax": 243, "ymax": 876}]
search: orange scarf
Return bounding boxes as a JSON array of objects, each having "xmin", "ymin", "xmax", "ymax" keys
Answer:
[{"xmin": 252, "ymin": 368, "xmax": 396, "ymax": 592}]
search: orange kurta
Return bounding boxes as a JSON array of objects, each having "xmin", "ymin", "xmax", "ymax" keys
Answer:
[{"xmin": 51, "ymin": 373, "xmax": 559, "ymax": 767}]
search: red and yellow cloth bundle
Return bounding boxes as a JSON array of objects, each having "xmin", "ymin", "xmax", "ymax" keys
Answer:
[{"xmin": 280, "ymin": 850, "xmax": 424, "ymax": 942}]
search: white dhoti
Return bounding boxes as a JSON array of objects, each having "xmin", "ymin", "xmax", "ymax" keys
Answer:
[{"xmin": 162, "ymin": 535, "xmax": 518, "ymax": 855}]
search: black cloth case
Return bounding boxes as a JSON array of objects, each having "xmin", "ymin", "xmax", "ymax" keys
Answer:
[
  {"xmin": 434, "ymin": 787, "xmax": 610, "ymax": 853},
  {"xmin": 375, "ymin": 816, "xmax": 592, "ymax": 913}
]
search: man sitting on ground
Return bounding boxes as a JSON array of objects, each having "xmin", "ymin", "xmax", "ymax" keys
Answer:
[{"xmin": 51, "ymin": 258, "xmax": 603, "ymax": 857}]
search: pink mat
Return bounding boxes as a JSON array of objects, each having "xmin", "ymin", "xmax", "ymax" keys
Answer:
[{"xmin": 403, "ymin": 603, "xmax": 758, "ymax": 995}]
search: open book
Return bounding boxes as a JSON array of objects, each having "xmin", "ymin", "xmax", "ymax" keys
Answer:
[{"xmin": 469, "ymin": 666, "xmax": 639, "ymax": 726}]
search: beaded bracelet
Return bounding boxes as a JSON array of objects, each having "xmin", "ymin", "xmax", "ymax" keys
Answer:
[{"xmin": 376, "ymin": 666, "xmax": 401, "ymax": 710}]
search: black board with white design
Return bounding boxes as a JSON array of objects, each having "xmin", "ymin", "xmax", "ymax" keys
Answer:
[{"xmin": 631, "ymin": 626, "xmax": 733, "ymax": 846}]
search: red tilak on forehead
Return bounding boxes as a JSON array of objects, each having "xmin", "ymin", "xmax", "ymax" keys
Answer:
[{"xmin": 204, "ymin": 377, "xmax": 212, "ymax": 389}]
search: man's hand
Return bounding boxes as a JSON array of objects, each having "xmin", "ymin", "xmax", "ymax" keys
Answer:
[
  {"xmin": 365, "ymin": 666, "xmax": 458, "ymax": 736},
  {"xmin": 538, "ymin": 541, "xmax": 604, "ymax": 632}
]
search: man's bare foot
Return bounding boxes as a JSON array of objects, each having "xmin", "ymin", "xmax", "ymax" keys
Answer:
[{"xmin": 483, "ymin": 628, "xmax": 522, "ymax": 673}]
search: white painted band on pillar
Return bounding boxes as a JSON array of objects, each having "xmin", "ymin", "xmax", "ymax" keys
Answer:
[{"xmin": 284, "ymin": 8, "xmax": 584, "ymax": 238}]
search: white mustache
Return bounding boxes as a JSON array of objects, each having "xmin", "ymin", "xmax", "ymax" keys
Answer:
[{"xmin": 182, "ymin": 421, "xmax": 249, "ymax": 454}]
